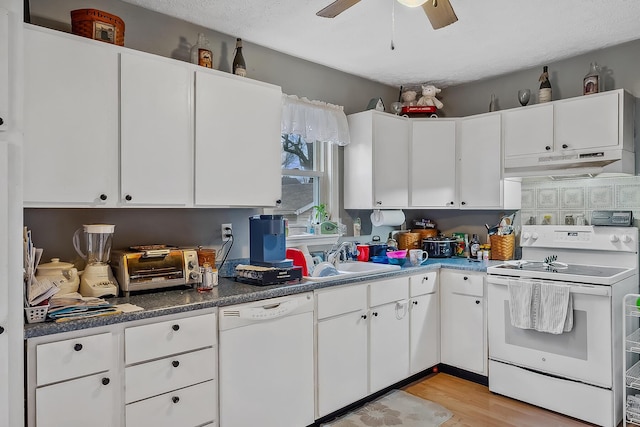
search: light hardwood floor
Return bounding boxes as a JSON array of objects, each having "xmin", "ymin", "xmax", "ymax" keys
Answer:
[{"xmin": 403, "ymin": 373, "xmax": 601, "ymax": 427}]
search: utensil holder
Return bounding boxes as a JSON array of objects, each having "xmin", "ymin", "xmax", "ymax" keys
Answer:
[
  {"xmin": 25, "ymin": 305, "xmax": 49, "ymax": 324},
  {"xmin": 489, "ymin": 234, "xmax": 515, "ymax": 260}
]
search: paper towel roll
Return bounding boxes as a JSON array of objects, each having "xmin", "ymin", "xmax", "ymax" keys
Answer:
[{"xmin": 370, "ymin": 210, "xmax": 406, "ymax": 227}]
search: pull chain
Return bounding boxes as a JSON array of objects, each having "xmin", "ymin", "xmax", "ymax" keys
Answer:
[{"xmin": 390, "ymin": 0, "xmax": 395, "ymax": 50}]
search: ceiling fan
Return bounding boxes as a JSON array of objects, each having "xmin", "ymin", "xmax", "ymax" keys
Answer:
[{"xmin": 316, "ymin": 0, "xmax": 458, "ymax": 30}]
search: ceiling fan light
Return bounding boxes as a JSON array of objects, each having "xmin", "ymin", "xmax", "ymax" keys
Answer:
[{"xmin": 397, "ymin": 0, "xmax": 428, "ymax": 8}]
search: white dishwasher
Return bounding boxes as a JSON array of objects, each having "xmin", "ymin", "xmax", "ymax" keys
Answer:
[{"xmin": 218, "ymin": 292, "xmax": 315, "ymax": 427}]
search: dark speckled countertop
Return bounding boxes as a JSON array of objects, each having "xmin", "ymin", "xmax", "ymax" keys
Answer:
[{"xmin": 24, "ymin": 258, "xmax": 503, "ymax": 339}]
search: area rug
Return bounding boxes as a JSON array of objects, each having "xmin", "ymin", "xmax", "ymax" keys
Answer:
[{"xmin": 322, "ymin": 389, "xmax": 452, "ymax": 427}]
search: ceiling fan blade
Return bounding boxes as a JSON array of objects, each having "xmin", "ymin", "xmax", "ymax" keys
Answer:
[
  {"xmin": 316, "ymin": 0, "xmax": 361, "ymax": 18},
  {"xmin": 422, "ymin": 0, "xmax": 458, "ymax": 29}
]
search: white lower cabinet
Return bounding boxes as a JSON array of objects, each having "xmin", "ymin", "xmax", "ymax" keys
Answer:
[
  {"xmin": 440, "ymin": 270, "xmax": 487, "ymax": 375},
  {"xmin": 409, "ymin": 271, "xmax": 440, "ymax": 374},
  {"xmin": 26, "ymin": 331, "xmax": 118, "ymax": 427}
]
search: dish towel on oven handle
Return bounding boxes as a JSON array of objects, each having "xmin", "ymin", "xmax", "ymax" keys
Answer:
[
  {"xmin": 508, "ymin": 280, "xmax": 573, "ymax": 334},
  {"xmin": 535, "ymin": 282, "xmax": 573, "ymax": 334},
  {"xmin": 507, "ymin": 280, "xmax": 535, "ymax": 329}
]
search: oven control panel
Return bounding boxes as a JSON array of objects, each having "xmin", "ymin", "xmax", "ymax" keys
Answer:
[{"xmin": 521, "ymin": 225, "xmax": 637, "ymax": 252}]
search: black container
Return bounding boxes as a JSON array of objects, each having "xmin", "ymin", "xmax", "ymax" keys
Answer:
[{"xmin": 422, "ymin": 237, "xmax": 456, "ymax": 258}]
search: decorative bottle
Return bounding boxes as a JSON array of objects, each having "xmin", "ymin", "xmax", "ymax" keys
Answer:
[
  {"xmin": 489, "ymin": 94, "xmax": 497, "ymax": 112},
  {"xmin": 583, "ymin": 62, "xmax": 600, "ymax": 95},
  {"xmin": 232, "ymin": 38, "xmax": 247, "ymax": 77},
  {"xmin": 470, "ymin": 234, "xmax": 480, "ymax": 258},
  {"xmin": 191, "ymin": 33, "xmax": 213, "ymax": 68},
  {"xmin": 538, "ymin": 66, "xmax": 552, "ymax": 103}
]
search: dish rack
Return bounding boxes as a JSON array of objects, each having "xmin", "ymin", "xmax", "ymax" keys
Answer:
[
  {"xmin": 624, "ymin": 294, "xmax": 640, "ymax": 426},
  {"xmin": 24, "ymin": 304, "xmax": 49, "ymax": 324}
]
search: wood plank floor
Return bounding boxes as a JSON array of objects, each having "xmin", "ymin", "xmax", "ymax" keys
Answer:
[{"xmin": 403, "ymin": 373, "xmax": 601, "ymax": 427}]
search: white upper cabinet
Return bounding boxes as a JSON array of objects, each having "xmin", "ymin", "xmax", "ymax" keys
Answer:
[
  {"xmin": 120, "ymin": 52, "xmax": 192, "ymax": 206},
  {"xmin": 410, "ymin": 119, "xmax": 457, "ymax": 208},
  {"xmin": 502, "ymin": 103, "xmax": 554, "ymax": 157},
  {"xmin": 194, "ymin": 71, "xmax": 282, "ymax": 207},
  {"xmin": 0, "ymin": 8, "xmax": 8, "ymax": 132},
  {"xmin": 345, "ymin": 111, "xmax": 409, "ymax": 209},
  {"xmin": 23, "ymin": 27, "xmax": 119, "ymax": 206},
  {"xmin": 458, "ymin": 113, "xmax": 503, "ymax": 209}
]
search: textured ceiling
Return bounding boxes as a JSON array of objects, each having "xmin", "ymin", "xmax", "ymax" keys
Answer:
[{"xmin": 119, "ymin": 0, "xmax": 640, "ymax": 88}]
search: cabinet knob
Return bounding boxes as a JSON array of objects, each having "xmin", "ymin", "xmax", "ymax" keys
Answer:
[
  {"xmin": 172, "ymin": 396, "xmax": 180, "ymax": 404},
  {"xmin": 562, "ymin": 144, "xmax": 568, "ymax": 149},
  {"xmin": 449, "ymin": 201, "xmax": 454, "ymax": 206},
  {"xmin": 172, "ymin": 360, "xmax": 180, "ymax": 368},
  {"xmin": 376, "ymin": 201, "xmax": 383, "ymax": 205},
  {"xmin": 372, "ymin": 312, "xmax": 378, "ymax": 317},
  {"xmin": 361, "ymin": 314, "xmax": 367, "ymax": 320},
  {"xmin": 101, "ymin": 377, "xmax": 110, "ymax": 386},
  {"xmin": 461, "ymin": 201, "xmax": 466, "ymax": 206},
  {"xmin": 463, "ymin": 276, "xmax": 468, "ymax": 280},
  {"xmin": 413, "ymin": 301, "xmax": 419, "ymax": 305},
  {"xmin": 422, "ymin": 276, "xmax": 428, "ymax": 282},
  {"xmin": 124, "ymin": 194, "xmax": 132, "ymax": 201},
  {"xmin": 99, "ymin": 194, "xmax": 107, "ymax": 201},
  {"xmin": 0, "ymin": 117, "xmax": 4, "ymax": 126},
  {"xmin": 475, "ymin": 300, "xmax": 480, "ymax": 304},
  {"xmin": 172, "ymin": 324, "xmax": 180, "ymax": 331},
  {"xmin": 74, "ymin": 343, "xmax": 83, "ymax": 352},
  {"xmin": 275, "ymin": 199, "xmax": 282, "ymax": 205},
  {"xmin": 0, "ymin": 326, "xmax": 4, "ymax": 335},
  {"xmin": 545, "ymin": 146, "xmax": 551, "ymax": 151}
]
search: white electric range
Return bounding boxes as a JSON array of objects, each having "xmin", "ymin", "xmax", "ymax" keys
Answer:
[{"xmin": 487, "ymin": 225, "xmax": 639, "ymax": 427}]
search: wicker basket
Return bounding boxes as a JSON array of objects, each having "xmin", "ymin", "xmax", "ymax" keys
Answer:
[
  {"xmin": 397, "ymin": 232, "xmax": 421, "ymax": 252},
  {"xmin": 71, "ymin": 9, "xmax": 125, "ymax": 46},
  {"xmin": 412, "ymin": 228, "xmax": 438, "ymax": 240},
  {"xmin": 25, "ymin": 305, "xmax": 49, "ymax": 324},
  {"xmin": 489, "ymin": 234, "xmax": 515, "ymax": 260}
]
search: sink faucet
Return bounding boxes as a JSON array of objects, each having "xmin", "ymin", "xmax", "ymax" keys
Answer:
[{"xmin": 327, "ymin": 241, "xmax": 355, "ymax": 268}]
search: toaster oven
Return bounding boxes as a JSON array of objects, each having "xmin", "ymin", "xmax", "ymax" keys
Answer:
[{"xmin": 111, "ymin": 246, "xmax": 200, "ymax": 296}]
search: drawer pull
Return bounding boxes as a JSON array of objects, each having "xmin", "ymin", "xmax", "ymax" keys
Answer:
[
  {"xmin": 172, "ymin": 324, "xmax": 180, "ymax": 331},
  {"xmin": 0, "ymin": 326, "xmax": 4, "ymax": 335},
  {"xmin": 101, "ymin": 377, "xmax": 110, "ymax": 386},
  {"xmin": 413, "ymin": 301, "xmax": 419, "ymax": 305},
  {"xmin": 361, "ymin": 314, "xmax": 367, "ymax": 320},
  {"xmin": 99, "ymin": 193, "xmax": 107, "ymax": 201},
  {"xmin": 74, "ymin": 343, "xmax": 83, "ymax": 352},
  {"xmin": 372, "ymin": 312, "xmax": 378, "ymax": 317},
  {"xmin": 172, "ymin": 360, "xmax": 180, "ymax": 368},
  {"xmin": 172, "ymin": 396, "xmax": 180, "ymax": 404},
  {"xmin": 422, "ymin": 277, "xmax": 429, "ymax": 282},
  {"xmin": 475, "ymin": 300, "xmax": 480, "ymax": 304},
  {"xmin": 463, "ymin": 276, "xmax": 468, "ymax": 281}
]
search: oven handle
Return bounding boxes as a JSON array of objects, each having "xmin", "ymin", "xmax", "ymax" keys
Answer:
[{"xmin": 488, "ymin": 276, "xmax": 611, "ymax": 296}]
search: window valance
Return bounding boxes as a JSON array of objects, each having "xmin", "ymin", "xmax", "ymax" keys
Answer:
[{"xmin": 281, "ymin": 94, "xmax": 350, "ymax": 146}]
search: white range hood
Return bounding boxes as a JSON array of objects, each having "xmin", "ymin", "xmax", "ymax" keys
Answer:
[{"xmin": 503, "ymin": 147, "xmax": 636, "ymax": 178}]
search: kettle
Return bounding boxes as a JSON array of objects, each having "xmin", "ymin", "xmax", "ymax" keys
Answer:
[{"xmin": 35, "ymin": 258, "xmax": 80, "ymax": 296}]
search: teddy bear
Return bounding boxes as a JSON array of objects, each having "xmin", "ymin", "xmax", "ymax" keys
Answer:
[
  {"xmin": 416, "ymin": 84, "xmax": 444, "ymax": 109},
  {"xmin": 401, "ymin": 90, "xmax": 417, "ymax": 106}
]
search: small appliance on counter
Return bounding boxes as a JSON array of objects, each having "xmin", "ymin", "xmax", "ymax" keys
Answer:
[
  {"xmin": 73, "ymin": 224, "xmax": 119, "ymax": 298},
  {"xmin": 110, "ymin": 245, "xmax": 200, "ymax": 297},
  {"xmin": 422, "ymin": 236, "xmax": 457, "ymax": 258}
]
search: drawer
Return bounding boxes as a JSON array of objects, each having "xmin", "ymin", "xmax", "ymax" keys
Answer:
[
  {"xmin": 444, "ymin": 271, "xmax": 484, "ymax": 297},
  {"xmin": 370, "ymin": 277, "xmax": 409, "ymax": 307},
  {"xmin": 126, "ymin": 379, "xmax": 217, "ymax": 427},
  {"xmin": 126, "ymin": 347, "xmax": 216, "ymax": 403},
  {"xmin": 126, "ymin": 313, "xmax": 216, "ymax": 365},
  {"xmin": 409, "ymin": 271, "xmax": 438, "ymax": 297},
  {"xmin": 316, "ymin": 284, "xmax": 367, "ymax": 320},
  {"xmin": 36, "ymin": 332, "xmax": 112, "ymax": 386}
]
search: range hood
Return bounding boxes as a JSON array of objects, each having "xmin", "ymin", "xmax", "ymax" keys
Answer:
[{"xmin": 504, "ymin": 147, "xmax": 636, "ymax": 178}]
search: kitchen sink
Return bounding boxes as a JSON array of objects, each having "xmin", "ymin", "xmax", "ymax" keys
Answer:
[{"xmin": 304, "ymin": 261, "xmax": 401, "ymax": 282}]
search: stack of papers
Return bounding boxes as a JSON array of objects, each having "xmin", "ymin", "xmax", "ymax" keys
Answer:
[
  {"xmin": 23, "ymin": 227, "xmax": 59, "ymax": 306},
  {"xmin": 47, "ymin": 293, "xmax": 121, "ymax": 323}
]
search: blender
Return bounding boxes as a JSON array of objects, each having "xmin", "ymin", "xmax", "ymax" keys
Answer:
[{"xmin": 73, "ymin": 224, "xmax": 119, "ymax": 297}]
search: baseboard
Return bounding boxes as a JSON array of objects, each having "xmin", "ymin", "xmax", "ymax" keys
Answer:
[{"xmin": 438, "ymin": 364, "xmax": 488, "ymax": 386}]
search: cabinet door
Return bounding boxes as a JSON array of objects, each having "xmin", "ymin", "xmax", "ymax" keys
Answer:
[
  {"xmin": 410, "ymin": 120, "xmax": 457, "ymax": 208},
  {"xmin": 317, "ymin": 311, "xmax": 368, "ymax": 417},
  {"xmin": 36, "ymin": 372, "xmax": 116, "ymax": 427},
  {"xmin": 0, "ymin": 8, "xmax": 7, "ymax": 132},
  {"xmin": 369, "ymin": 301, "xmax": 410, "ymax": 392},
  {"xmin": 0, "ymin": 141, "xmax": 8, "ymax": 426},
  {"xmin": 120, "ymin": 53, "xmax": 191, "ymax": 206},
  {"xmin": 458, "ymin": 114, "xmax": 502, "ymax": 209},
  {"xmin": 502, "ymin": 103, "xmax": 554, "ymax": 157},
  {"xmin": 410, "ymin": 293, "xmax": 439, "ymax": 374},
  {"xmin": 440, "ymin": 273, "xmax": 485, "ymax": 374},
  {"xmin": 23, "ymin": 28, "xmax": 118, "ymax": 206},
  {"xmin": 372, "ymin": 113, "xmax": 409, "ymax": 208},
  {"xmin": 554, "ymin": 91, "xmax": 620, "ymax": 151},
  {"xmin": 194, "ymin": 71, "xmax": 281, "ymax": 206}
]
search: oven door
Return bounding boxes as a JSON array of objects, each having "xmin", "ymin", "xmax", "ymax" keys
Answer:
[{"xmin": 488, "ymin": 275, "xmax": 612, "ymax": 388}]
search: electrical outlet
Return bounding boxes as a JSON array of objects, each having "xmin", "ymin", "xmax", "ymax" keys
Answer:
[{"xmin": 221, "ymin": 223, "xmax": 233, "ymax": 242}]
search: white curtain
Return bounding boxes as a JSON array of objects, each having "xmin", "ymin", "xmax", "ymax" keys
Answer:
[{"xmin": 281, "ymin": 94, "xmax": 350, "ymax": 146}]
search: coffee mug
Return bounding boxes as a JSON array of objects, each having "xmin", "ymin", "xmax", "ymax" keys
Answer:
[
  {"xmin": 409, "ymin": 249, "xmax": 428, "ymax": 266},
  {"xmin": 357, "ymin": 245, "xmax": 370, "ymax": 262}
]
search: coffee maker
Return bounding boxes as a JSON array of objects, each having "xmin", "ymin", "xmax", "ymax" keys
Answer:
[{"xmin": 249, "ymin": 215, "xmax": 292, "ymax": 267}]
